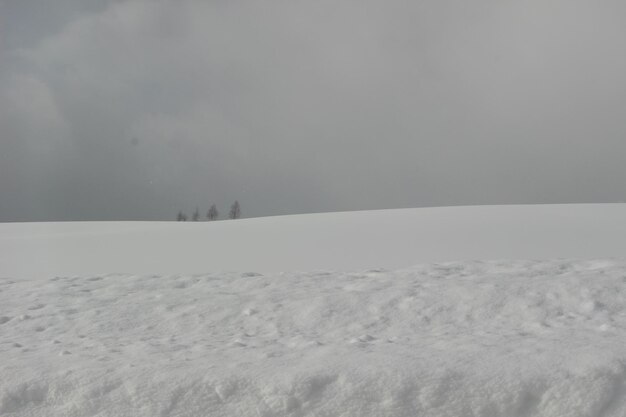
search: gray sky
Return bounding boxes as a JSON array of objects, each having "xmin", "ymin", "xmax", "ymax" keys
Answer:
[{"xmin": 1, "ymin": 0, "xmax": 626, "ymax": 221}]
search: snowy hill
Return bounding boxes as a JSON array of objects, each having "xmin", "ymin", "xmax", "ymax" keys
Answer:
[
  {"xmin": 1, "ymin": 204, "xmax": 626, "ymax": 417},
  {"xmin": 2, "ymin": 203, "xmax": 626, "ymax": 279}
]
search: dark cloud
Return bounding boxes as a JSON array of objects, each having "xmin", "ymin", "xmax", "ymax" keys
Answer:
[{"xmin": 1, "ymin": 0, "xmax": 626, "ymax": 221}]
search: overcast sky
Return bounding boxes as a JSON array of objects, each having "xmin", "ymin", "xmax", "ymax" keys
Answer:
[{"xmin": 1, "ymin": 0, "xmax": 625, "ymax": 221}]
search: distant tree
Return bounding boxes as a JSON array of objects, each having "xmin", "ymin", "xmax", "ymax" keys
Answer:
[
  {"xmin": 229, "ymin": 200, "xmax": 241, "ymax": 219},
  {"xmin": 192, "ymin": 207, "xmax": 200, "ymax": 222},
  {"xmin": 207, "ymin": 204, "xmax": 219, "ymax": 221},
  {"xmin": 177, "ymin": 211, "xmax": 186, "ymax": 221}
]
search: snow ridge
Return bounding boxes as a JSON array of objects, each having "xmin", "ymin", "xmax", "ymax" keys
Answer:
[{"xmin": 2, "ymin": 259, "xmax": 626, "ymax": 416}]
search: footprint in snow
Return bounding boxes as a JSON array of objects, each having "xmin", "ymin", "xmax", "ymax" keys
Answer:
[
  {"xmin": 350, "ymin": 334, "xmax": 377, "ymax": 344},
  {"xmin": 87, "ymin": 276, "xmax": 103, "ymax": 281}
]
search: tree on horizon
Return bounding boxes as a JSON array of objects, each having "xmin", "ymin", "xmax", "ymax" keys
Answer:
[
  {"xmin": 229, "ymin": 201, "xmax": 241, "ymax": 219},
  {"xmin": 207, "ymin": 204, "xmax": 219, "ymax": 221}
]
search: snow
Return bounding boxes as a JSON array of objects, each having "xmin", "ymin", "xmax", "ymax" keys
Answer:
[
  {"xmin": 2, "ymin": 204, "xmax": 626, "ymax": 279},
  {"xmin": 2, "ymin": 204, "xmax": 626, "ymax": 416}
]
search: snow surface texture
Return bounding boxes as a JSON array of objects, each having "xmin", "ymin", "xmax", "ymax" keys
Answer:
[
  {"xmin": 2, "ymin": 260, "xmax": 626, "ymax": 417},
  {"xmin": 2, "ymin": 204, "xmax": 626, "ymax": 279},
  {"xmin": 2, "ymin": 204, "xmax": 626, "ymax": 416}
]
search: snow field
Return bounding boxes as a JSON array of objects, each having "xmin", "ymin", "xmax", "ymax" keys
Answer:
[
  {"xmin": 3, "ymin": 204, "xmax": 626, "ymax": 279},
  {"xmin": 2, "ymin": 259, "xmax": 626, "ymax": 416}
]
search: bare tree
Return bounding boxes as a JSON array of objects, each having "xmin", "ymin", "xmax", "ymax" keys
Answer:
[
  {"xmin": 207, "ymin": 204, "xmax": 219, "ymax": 221},
  {"xmin": 229, "ymin": 200, "xmax": 241, "ymax": 219},
  {"xmin": 192, "ymin": 207, "xmax": 200, "ymax": 222},
  {"xmin": 177, "ymin": 211, "xmax": 186, "ymax": 221}
]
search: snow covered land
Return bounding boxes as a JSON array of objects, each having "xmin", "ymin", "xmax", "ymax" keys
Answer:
[
  {"xmin": 2, "ymin": 204, "xmax": 626, "ymax": 279},
  {"xmin": 2, "ymin": 204, "xmax": 626, "ymax": 416}
]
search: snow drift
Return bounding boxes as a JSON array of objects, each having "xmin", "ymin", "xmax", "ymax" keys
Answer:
[{"xmin": 2, "ymin": 260, "xmax": 626, "ymax": 416}]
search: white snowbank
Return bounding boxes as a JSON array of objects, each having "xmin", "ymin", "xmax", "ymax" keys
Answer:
[
  {"xmin": 2, "ymin": 204, "xmax": 626, "ymax": 279},
  {"xmin": 2, "ymin": 260, "xmax": 626, "ymax": 416}
]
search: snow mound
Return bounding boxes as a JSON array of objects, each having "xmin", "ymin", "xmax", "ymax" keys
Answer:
[
  {"xmin": 2, "ymin": 259, "xmax": 626, "ymax": 416},
  {"xmin": 2, "ymin": 204, "xmax": 626, "ymax": 279}
]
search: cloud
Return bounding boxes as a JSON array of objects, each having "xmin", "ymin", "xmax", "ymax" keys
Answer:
[
  {"xmin": 2, "ymin": 0, "xmax": 626, "ymax": 220},
  {"xmin": 0, "ymin": 72, "xmax": 76, "ymax": 219},
  {"xmin": 1, "ymin": 74, "xmax": 69, "ymax": 151}
]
